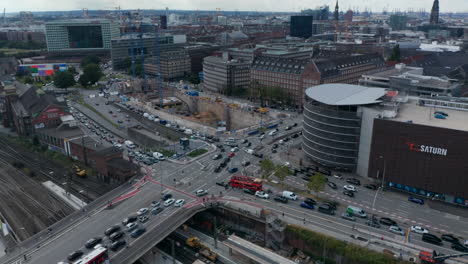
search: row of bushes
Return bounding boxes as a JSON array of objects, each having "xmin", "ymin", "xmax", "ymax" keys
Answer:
[
  {"xmin": 286, "ymin": 225, "xmax": 409, "ymax": 264},
  {"xmin": 187, "ymin": 148, "xmax": 208, "ymax": 157}
]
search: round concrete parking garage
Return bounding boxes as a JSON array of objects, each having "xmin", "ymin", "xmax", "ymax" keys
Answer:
[{"xmin": 302, "ymin": 84, "xmax": 387, "ymax": 172}]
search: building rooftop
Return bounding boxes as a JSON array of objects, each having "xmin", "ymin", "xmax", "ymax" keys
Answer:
[
  {"xmin": 305, "ymin": 84, "xmax": 387, "ymax": 106},
  {"xmin": 365, "ymin": 64, "xmax": 422, "ymax": 79},
  {"xmin": 69, "ymin": 136, "xmax": 106, "ymax": 152},
  {"xmin": 391, "ymin": 99, "xmax": 468, "ymax": 132}
]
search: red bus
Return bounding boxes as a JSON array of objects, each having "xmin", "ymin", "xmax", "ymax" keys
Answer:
[
  {"xmin": 229, "ymin": 175, "xmax": 262, "ymax": 191},
  {"xmin": 74, "ymin": 245, "xmax": 109, "ymax": 264}
]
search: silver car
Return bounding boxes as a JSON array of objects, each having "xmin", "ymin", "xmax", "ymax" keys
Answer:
[{"xmin": 389, "ymin": 225, "xmax": 405, "ymax": 236}]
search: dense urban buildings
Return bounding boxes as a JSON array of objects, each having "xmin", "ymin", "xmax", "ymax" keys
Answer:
[
  {"xmin": 45, "ymin": 19, "xmax": 119, "ymax": 54},
  {"xmin": 145, "ymin": 45, "xmax": 191, "ymax": 80},
  {"xmin": 202, "ymin": 54, "xmax": 250, "ymax": 94}
]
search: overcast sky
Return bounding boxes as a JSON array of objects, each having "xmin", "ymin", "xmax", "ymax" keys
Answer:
[{"xmin": 4, "ymin": 0, "xmax": 467, "ymax": 13}]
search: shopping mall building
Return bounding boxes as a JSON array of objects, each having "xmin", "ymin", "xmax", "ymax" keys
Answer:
[{"xmin": 303, "ymin": 84, "xmax": 468, "ymax": 206}]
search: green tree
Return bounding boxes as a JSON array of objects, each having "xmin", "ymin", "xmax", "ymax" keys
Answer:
[
  {"xmin": 81, "ymin": 55, "xmax": 101, "ymax": 67},
  {"xmin": 53, "ymin": 71, "xmax": 76, "ymax": 88},
  {"xmin": 274, "ymin": 165, "xmax": 291, "ymax": 186},
  {"xmin": 259, "ymin": 159, "xmax": 275, "ymax": 180},
  {"xmin": 23, "ymin": 76, "xmax": 34, "ymax": 84},
  {"xmin": 388, "ymin": 44, "xmax": 401, "ymax": 62},
  {"xmin": 82, "ymin": 63, "xmax": 102, "ymax": 86},
  {"xmin": 78, "ymin": 74, "xmax": 89, "ymax": 87},
  {"xmin": 67, "ymin": 66, "xmax": 77, "ymax": 75},
  {"xmin": 307, "ymin": 173, "xmax": 327, "ymax": 197}
]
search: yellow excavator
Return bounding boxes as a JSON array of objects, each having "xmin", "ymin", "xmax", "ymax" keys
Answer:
[
  {"xmin": 73, "ymin": 164, "xmax": 86, "ymax": 177},
  {"xmin": 186, "ymin": 237, "xmax": 217, "ymax": 261}
]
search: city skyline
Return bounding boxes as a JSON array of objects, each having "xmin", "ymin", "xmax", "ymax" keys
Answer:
[{"xmin": 3, "ymin": 0, "xmax": 468, "ymax": 14}]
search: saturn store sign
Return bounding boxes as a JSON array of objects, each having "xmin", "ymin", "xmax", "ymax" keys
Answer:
[{"xmin": 406, "ymin": 142, "xmax": 448, "ymax": 156}]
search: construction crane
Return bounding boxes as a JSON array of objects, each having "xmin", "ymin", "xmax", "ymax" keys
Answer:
[{"xmin": 154, "ymin": 16, "xmax": 164, "ymax": 106}]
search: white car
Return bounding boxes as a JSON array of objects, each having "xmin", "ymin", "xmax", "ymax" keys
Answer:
[
  {"xmin": 464, "ymin": 240, "xmax": 468, "ymax": 247},
  {"xmin": 126, "ymin": 222, "xmax": 138, "ymax": 231},
  {"xmin": 174, "ymin": 199, "xmax": 185, "ymax": 207},
  {"xmin": 343, "ymin": 185, "xmax": 357, "ymax": 192},
  {"xmin": 164, "ymin": 198, "xmax": 175, "ymax": 207},
  {"xmin": 195, "ymin": 189, "xmax": 208, "ymax": 196},
  {"xmin": 410, "ymin": 225, "xmax": 429, "ymax": 234},
  {"xmin": 255, "ymin": 191, "xmax": 269, "ymax": 199},
  {"xmin": 389, "ymin": 225, "xmax": 405, "ymax": 236},
  {"xmin": 230, "ymin": 147, "xmax": 239, "ymax": 152},
  {"xmin": 137, "ymin": 208, "xmax": 148, "ymax": 216}
]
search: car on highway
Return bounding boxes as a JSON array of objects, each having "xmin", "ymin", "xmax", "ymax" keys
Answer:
[
  {"xmin": 366, "ymin": 219, "xmax": 381, "ymax": 228},
  {"xmin": 214, "ymin": 166, "xmax": 222, "ymax": 173},
  {"xmin": 327, "ymin": 182, "xmax": 337, "ymax": 189},
  {"xmin": 84, "ymin": 237, "xmax": 102, "ymax": 249},
  {"xmin": 410, "ymin": 225, "xmax": 429, "ymax": 234},
  {"xmin": 441, "ymin": 234, "xmax": 460, "ymax": 244},
  {"xmin": 164, "ymin": 198, "xmax": 175, "ymax": 207},
  {"xmin": 379, "ymin": 217, "xmax": 397, "ymax": 226},
  {"xmin": 150, "ymin": 201, "xmax": 161, "ymax": 208},
  {"xmin": 162, "ymin": 193, "xmax": 173, "ymax": 201},
  {"xmin": 174, "ymin": 199, "xmax": 185, "ymax": 207},
  {"xmin": 126, "ymin": 222, "xmax": 138, "ymax": 232},
  {"xmin": 389, "ymin": 225, "xmax": 405, "ymax": 236},
  {"xmin": 137, "ymin": 208, "xmax": 149, "ymax": 216},
  {"xmin": 212, "ymin": 154, "xmax": 222, "ymax": 160},
  {"xmin": 216, "ymin": 181, "xmax": 228, "ymax": 187},
  {"xmin": 364, "ymin": 184, "xmax": 378, "ymax": 190},
  {"xmin": 317, "ymin": 204, "xmax": 335, "ymax": 215},
  {"xmin": 67, "ymin": 250, "xmax": 84, "ymax": 261},
  {"xmin": 343, "ymin": 190, "xmax": 355, "ymax": 197},
  {"xmin": 109, "ymin": 231, "xmax": 124, "ymax": 241},
  {"xmin": 272, "ymin": 144, "xmax": 278, "ymax": 149},
  {"xmin": 195, "ymin": 189, "xmax": 208, "ymax": 196},
  {"xmin": 343, "ymin": 185, "xmax": 357, "ymax": 192},
  {"xmin": 255, "ymin": 191, "xmax": 269, "ymax": 199},
  {"xmin": 152, "ymin": 206, "xmax": 163, "ymax": 215},
  {"xmin": 346, "ymin": 178, "xmax": 361, "ymax": 185},
  {"xmin": 228, "ymin": 152, "xmax": 235, "ymax": 157},
  {"xmin": 139, "ymin": 215, "xmax": 149, "ymax": 223},
  {"xmin": 131, "ymin": 228, "xmax": 146, "ymax": 238},
  {"xmin": 333, "ymin": 174, "xmax": 342, "ymax": 180},
  {"xmin": 104, "ymin": 225, "xmax": 121, "ymax": 236},
  {"xmin": 241, "ymin": 160, "xmax": 251, "ymax": 166},
  {"xmin": 300, "ymin": 200, "xmax": 315, "ymax": 210},
  {"xmin": 422, "ymin": 233, "xmax": 443, "ymax": 246},
  {"xmin": 304, "ymin": 198, "xmax": 317, "ymax": 205},
  {"xmin": 273, "ymin": 196, "xmax": 288, "ymax": 203},
  {"xmin": 122, "ymin": 215, "xmax": 138, "ymax": 225},
  {"xmin": 408, "ymin": 197, "xmax": 425, "ymax": 205},
  {"xmin": 243, "ymin": 189, "xmax": 255, "ymax": 195},
  {"xmin": 230, "ymin": 147, "xmax": 239, "ymax": 152},
  {"xmin": 110, "ymin": 240, "xmax": 126, "ymax": 251},
  {"xmin": 451, "ymin": 242, "xmax": 468, "ymax": 252},
  {"xmin": 228, "ymin": 167, "xmax": 238, "ymax": 173},
  {"xmin": 341, "ymin": 213, "xmax": 356, "ymax": 221}
]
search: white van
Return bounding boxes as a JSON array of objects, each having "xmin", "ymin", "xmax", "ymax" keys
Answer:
[
  {"xmin": 143, "ymin": 113, "xmax": 149, "ymax": 118},
  {"xmin": 282, "ymin": 191, "xmax": 298, "ymax": 200},
  {"xmin": 346, "ymin": 206, "xmax": 367, "ymax": 218},
  {"xmin": 148, "ymin": 115, "xmax": 155, "ymax": 121},
  {"xmin": 246, "ymin": 149, "xmax": 254, "ymax": 155},
  {"xmin": 153, "ymin": 152, "xmax": 165, "ymax": 160}
]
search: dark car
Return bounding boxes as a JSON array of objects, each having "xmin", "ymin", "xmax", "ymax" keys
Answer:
[
  {"xmin": 109, "ymin": 231, "xmax": 124, "ymax": 241},
  {"xmin": 327, "ymin": 182, "xmax": 337, "ymax": 189},
  {"xmin": 422, "ymin": 233, "xmax": 443, "ymax": 246},
  {"xmin": 84, "ymin": 237, "xmax": 102, "ymax": 249},
  {"xmin": 366, "ymin": 219, "xmax": 381, "ymax": 228},
  {"xmin": 130, "ymin": 227, "xmax": 146, "ymax": 238},
  {"xmin": 318, "ymin": 204, "xmax": 335, "ymax": 215},
  {"xmin": 364, "ymin": 184, "xmax": 378, "ymax": 190},
  {"xmin": 122, "ymin": 215, "xmax": 138, "ymax": 225},
  {"xmin": 451, "ymin": 242, "xmax": 468, "ymax": 252},
  {"xmin": 291, "ymin": 134, "xmax": 299, "ymax": 138},
  {"xmin": 228, "ymin": 167, "xmax": 238, "ymax": 173},
  {"xmin": 346, "ymin": 178, "xmax": 361, "ymax": 185},
  {"xmin": 441, "ymin": 234, "xmax": 460, "ymax": 244},
  {"xmin": 305, "ymin": 198, "xmax": 317, "ymax": 205},
  {"xmin": 104, "ymin": 225, "xmax": 121, "ymax": 236},
  {"xmin": 300, "ymin": 201, "xmax": 315, "ymax": 210},
  {"xmin": 272, "ymin": 144, "xmax": 278, "ymax": 149},
  {"xmin": 214, "ymin": 166, "xmax": 221, "ymax": 173},
  {"xmin": 162, "ymin": 193, "xmax": 172, "ymax": 201},
  {"xmin": 323, "ymin": 202, "xmax": 338, "ymax": 210},
  {"xmin": 243, "ymin": 189, "xmax": 255, "ymax": 195},
  {"xmin": 274, "ymin": 196, "xmax": 288, "ymax": 203},
  {"xmin": 408, "ymin": 197, "xmax": 425, "ymax": 205},
  {"xmin": 379, "ymin": 217, "xmax": 397, "ymax": 226},
  {"xmin": 216, "ymin": 181, "xmax": 228, "ymax": 187},
  {"xmin": 67, "ymin": 250, "xmax": 83, "ymax": 261},
  {"xmin": 343, "ymin": 190, "xmax": 355, "ymax": 197},
  {"xmin": 110, "ymin": 240, "xmax": 126, "ymax": 251}
]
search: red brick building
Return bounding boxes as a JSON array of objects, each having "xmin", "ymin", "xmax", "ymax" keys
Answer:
[
  {"xmin": 250, "ymin": 53, "xmax": 386, "ymax": 108},
  {"xmin": 90, "ymin": 147, "xmax": 138, "ymax": 183}
]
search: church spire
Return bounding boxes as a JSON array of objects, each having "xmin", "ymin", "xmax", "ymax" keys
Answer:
[{"xmin": 334, "ymin": 0, "xmax": 339, "ymax": 21}]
